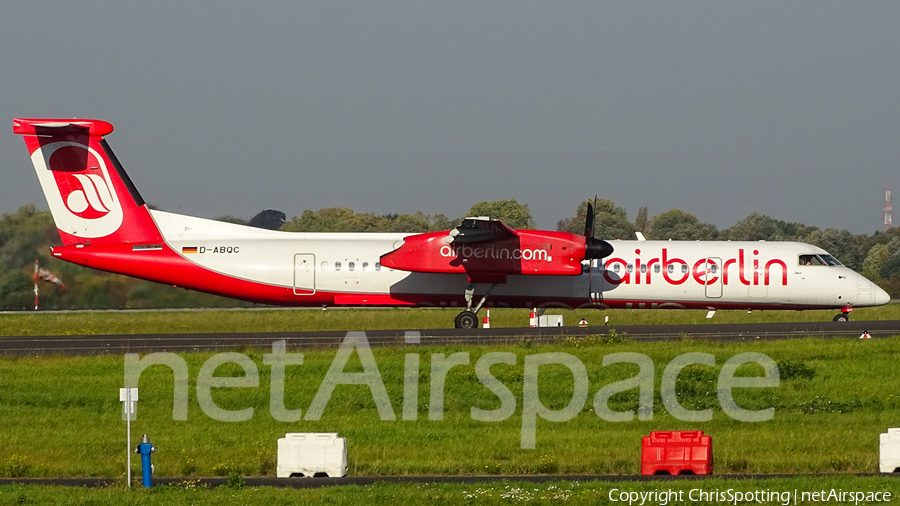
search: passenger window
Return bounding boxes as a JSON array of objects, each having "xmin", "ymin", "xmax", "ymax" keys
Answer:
[
  {"xmin": 681, "ymin": 264, "xmax": 688, "ymax": 274},
  {"xmin": 710, "ymin": 264, "xmax": 718, "ymax": 274},
  {"xmin": 626, "ymin": 264, "xmax": 633, "ymax": 273},
  {"xmin": 362, "ymin": 262, "xmax": 369, "ymax": 270},
  {"xmin": 335, "ymin": 261, "xmax": 342, "ymax": 271},
  {"xmin": 613, "ymin": 264, "xmax": 621, "ymax": 273},
  {"xmin": 640, "ymin": 264, "xmax": 647, "ymax": 273},
  {"xmin": 654, "ymin": 265, "xmax": 661, "ymax": 273},
  {"xmin": 349, "ymin": 262, "xmax": 355, "ymax": 271},
  {"xmin": 667, "ymin": 265, "xmax": 674, "ymax": 274},
  {"xmin": 375, "ymin": 262, "xmax": 382, "ymax": 271}
]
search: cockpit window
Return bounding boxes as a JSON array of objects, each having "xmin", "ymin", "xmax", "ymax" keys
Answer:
[
  {"xmin": 799, "ymin": 254, "xmax": 842, "ymax": 266},
  {"xmin": 799, "ymin": 255, "xmax": 820, "ymax": 266}
]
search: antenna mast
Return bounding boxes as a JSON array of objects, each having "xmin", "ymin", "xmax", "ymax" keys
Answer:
[{"xmin": 885, "ymin": 183, "xmax": 893, "ymax": 232}]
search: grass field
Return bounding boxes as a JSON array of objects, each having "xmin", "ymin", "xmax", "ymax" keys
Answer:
[
  {"xmin": 1, "ymin": 303, "xmax": 898, "ymax": 336},
  {"xmin": 1, "ymin": 335, "xmax": 898, "ymax": 479},
  {"xmin": 2, "ymin": 476, "xmax": 900, "ymax": 505},
  {"xmin": 2, "ymin": 308, "xmax": 899, "ymax": 503}
]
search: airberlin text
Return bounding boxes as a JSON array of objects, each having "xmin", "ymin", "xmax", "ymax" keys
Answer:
[
  {"xmin": 124, "ymin": 332, "xmax": 779, "ymax": 449},
  {"xmin": 440, "ymin": 244, "xmax": 550, "ymax": 262},
  {"xmin": 604, "ymin": 248, "xmax": 788, "ymax": 286}
]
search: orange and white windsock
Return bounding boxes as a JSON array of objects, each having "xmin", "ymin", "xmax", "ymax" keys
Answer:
[{"xmin": 37, "ymin": 267, "xmax": 66, "ymax": 289}]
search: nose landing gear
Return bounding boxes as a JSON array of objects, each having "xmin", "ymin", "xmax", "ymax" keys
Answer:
[{"xmin": 833, "ymin": 306, "xmax": 853, "ymax": 321}]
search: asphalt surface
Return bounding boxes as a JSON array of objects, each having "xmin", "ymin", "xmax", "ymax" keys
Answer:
[{"xmin": 0, "ymin": 320, "xmax": 898, "ymax": 356}]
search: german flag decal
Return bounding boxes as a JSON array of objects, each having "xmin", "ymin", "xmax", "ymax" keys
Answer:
[{"xmin": 182, "ymin": 247, "xmax": 198, "ymax": 254}]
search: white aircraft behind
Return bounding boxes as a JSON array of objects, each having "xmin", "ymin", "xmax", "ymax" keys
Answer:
[{"xmin": 13, "ymin": 118, "xmax": 890, "ymax": 328}]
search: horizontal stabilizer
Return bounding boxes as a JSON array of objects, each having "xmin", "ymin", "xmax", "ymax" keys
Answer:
[{"xmin": 13, "ymin": 118, "xmax": 114, "ymax": 137}]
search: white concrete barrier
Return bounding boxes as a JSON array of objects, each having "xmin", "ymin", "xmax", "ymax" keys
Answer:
[
  {"xmin": 277, "ymin": 432, "xmax": 348, "ymax": 478},
  {"xmin": 880, "ymin": 428, "xmax": 900, "ymax": 473}
]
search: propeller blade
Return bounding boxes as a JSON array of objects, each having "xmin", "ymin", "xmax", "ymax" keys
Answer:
[{"xmin": 583, "ymin": 197, "xmax": 595, "ymax": 238}]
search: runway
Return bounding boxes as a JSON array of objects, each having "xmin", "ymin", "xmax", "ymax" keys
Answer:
[{"xmin": 0, "ymin": 320, "xmax": 897, "ymax": 356}]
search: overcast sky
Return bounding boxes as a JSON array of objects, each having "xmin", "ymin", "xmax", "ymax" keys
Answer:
[{"xmin": 2, "ymin": 2, "xmax": 898, "ymax": 234}]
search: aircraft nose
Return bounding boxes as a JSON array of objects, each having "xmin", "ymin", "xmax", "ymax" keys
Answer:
[{"xmin": 875, "ymin": 284, "xmax": 891, "ymax": 306}]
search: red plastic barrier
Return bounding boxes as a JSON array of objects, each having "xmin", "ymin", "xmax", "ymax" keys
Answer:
[{"xmin": 641, "ymin": 430, "xmax": 712, "ymax": 475}]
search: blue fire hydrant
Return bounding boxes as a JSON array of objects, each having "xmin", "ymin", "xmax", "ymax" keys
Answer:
[{"xmin": 134, "ymin": 434, "xmax": 157, "ymax": 488}]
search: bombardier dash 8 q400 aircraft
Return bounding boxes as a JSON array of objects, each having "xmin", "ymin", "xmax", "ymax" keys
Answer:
[{"xmin": 14, "ymin": 118, "xmax": 890, "ymax": 328}]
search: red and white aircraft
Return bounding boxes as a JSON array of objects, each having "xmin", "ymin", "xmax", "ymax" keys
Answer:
[{"xmin": 14, "ymin": 118, "xmax": 890, "ymax": 328}]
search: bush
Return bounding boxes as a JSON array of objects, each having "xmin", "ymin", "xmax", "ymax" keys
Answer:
[{"xmin": 774, "ymin": 359, "xmax": 815, "ymax": 380}]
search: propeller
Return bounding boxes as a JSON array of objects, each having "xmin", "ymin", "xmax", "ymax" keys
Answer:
[
  {"xmin": 582, "ymin": 197, "xmax": 614, "ymax": 303},
  {"xmin": 584, "ymin": 197, "xmax": 613, "ymax": 260}
]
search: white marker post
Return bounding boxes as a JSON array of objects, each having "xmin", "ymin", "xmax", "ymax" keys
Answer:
[{"xmin": 120, "ymin": 387, "xmax": 138, "ymax": 487}]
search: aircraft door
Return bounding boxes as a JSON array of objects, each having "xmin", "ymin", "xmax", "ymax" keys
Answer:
[
  {"xmin": 293, "ymin": 253, "xmax": 316, "ymax": 295},
  {"xmin": 704, "ymin": 257, "xmax": 723, "ymax": 298}
]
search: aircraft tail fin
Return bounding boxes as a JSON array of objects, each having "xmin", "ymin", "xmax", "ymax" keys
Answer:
[{"xmin": 13, "ymin": 118, "xmax": 162, "ymax": 245}]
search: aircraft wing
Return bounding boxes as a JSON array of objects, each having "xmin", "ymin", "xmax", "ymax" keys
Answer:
[{"xmin": 447, "ymin": 217, "xmax": 519, "ymax": 244}]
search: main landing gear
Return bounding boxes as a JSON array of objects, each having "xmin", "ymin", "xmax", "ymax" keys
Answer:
[{"xmin": 454, "ymin": 282, "xmax": 497, "ymax": 329}]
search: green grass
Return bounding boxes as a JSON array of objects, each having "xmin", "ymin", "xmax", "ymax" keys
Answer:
[
  {"xmin": 1, "ymin": 337, "xmax": 899, "ymax": 479},
  {"xmin": 2, "ymin": 477, "xmax": 900, "ymax": 505},
  {"xmin": 1, "ymin": 303, "xmax": 898, "ymax": 336}
]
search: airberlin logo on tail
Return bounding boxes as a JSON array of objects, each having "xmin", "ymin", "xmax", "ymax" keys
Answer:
[
  {"xmin": 440, "ymin": 245, "xmax": 551, "ymax": 262},
  {"xmin": 32, "ymin": 142, "xmax": 124, "ymax": 238},
  {"xmin": 63, "ymin": 174, "xmax": 116, "ymax": 217}
]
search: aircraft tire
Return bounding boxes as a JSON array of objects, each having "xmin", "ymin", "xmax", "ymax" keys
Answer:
[
  {"xmin": 833, "ymin": 313, "xmax": 849, "ymax": 322},
  {"xmin": 455, "ymin": 311, "xmax": 478, "ymax": 329}
]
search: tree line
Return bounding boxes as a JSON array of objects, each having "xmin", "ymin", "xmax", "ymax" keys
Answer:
[{"xmin": 2, "ymin": 199, "xmax": 899, "ymax": 310}]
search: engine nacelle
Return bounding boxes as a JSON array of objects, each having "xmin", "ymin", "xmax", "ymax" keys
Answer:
[{"xmin": 380, "ymin": 230, "xmax": 593, "ymax": 277}]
